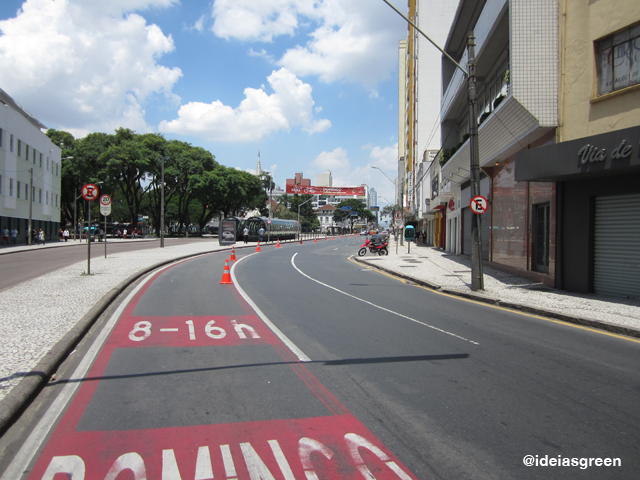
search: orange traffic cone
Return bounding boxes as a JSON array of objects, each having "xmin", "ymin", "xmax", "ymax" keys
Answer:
[
  {"xmin": 300, "ymin": 238, "xmax": 303, "ymax": 244},
  {"xmin": 314, "ymin": 238, "xmax": 317, "ymax": 243},
  {"xmin": 332, "ymin": 235, "xmax": 335, "ymax": 240},
  {"xmin": 230, "ymin": 247, "xmax": 236, "ymax": 261},
  {"xmin": 220, "ymin": 259, "xmax": 233, "ymax": 284},
  {"xmin": 276, "ymin": 240, "xmax": 281, "ymax": 248},
  {"xmin": 256, "ymin": 242, "xmax": 261, "ymax": 252},
  {"xmin": 339, "ymin": 235, "xmax": 342, "ymax": 239},
  {"xmin": 325, "ymin": 236, "xmax": 327, "ymax": 241}
]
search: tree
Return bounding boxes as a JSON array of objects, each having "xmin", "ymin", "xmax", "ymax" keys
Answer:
[
  {"xmin": 332, "ymin": 199, "xmax": 374, "ymax": 231},
  {"xmin": 288, "ymin": 194, "xmax": 318, "ymax": 230}
]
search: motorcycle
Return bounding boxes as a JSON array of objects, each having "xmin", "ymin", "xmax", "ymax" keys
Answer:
[{"xmin": 358, "ymin": 237, "xmax": 389, "ymax": 256}]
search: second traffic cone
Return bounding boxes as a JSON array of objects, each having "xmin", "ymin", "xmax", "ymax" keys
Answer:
[
  {"xmin": 230, "ymin": 247, "xmax": 236, "ymax": 261},
  {"xmin": 220, "ymin": 259, "xmax": 233, "ymax": 284},
  {"xmin": 276, "ymin": 240, "xmax": 281, "ymax": 248},
  {"xmin": 314, "ymin": 238, "xmax": 317, "ymax": 243},
  {"xmin": 256, "ymin": 242, "xmax": 261, "ymax": 252}
]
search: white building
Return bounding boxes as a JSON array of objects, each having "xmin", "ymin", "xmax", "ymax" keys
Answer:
[
  {"xmin": 315, "ymin": 171, "xmax": 332, "ymax": 187},
  {"xmin": 0, "ymin": 88, "xmax": 61, "ymax": 243}
]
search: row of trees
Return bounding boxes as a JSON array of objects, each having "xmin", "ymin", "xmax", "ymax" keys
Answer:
[{"xmin": 48, "ymin": 128, "xmax": 320, "ymax": 234}]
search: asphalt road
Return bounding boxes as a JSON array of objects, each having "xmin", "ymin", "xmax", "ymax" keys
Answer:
[
  {"xmin": 2, "ymin": 238, "xmax": 639, "ymax": 479},
  {"xmin": 0, "ymin": 236, "xmax": 212, "ymax": 292}
]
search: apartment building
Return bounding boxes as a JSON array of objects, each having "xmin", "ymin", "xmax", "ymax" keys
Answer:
[{"xmin": 0, "ymin": 88, "xmax": 61, "ymax": 243}]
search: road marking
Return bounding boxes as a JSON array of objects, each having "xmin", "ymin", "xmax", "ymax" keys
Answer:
[
  {"xmin": 231, "ymin": 254, "xmax": 312, "ymax": 362},
  {"xmin": 357, "ymin": 258, "xmax": 640, "ymax": 345},
  {"xmin": 1, "ymin": 262, "xmax": 179, "ymax": 480},
  {"xmin": 291, "ymin": 253, "xmax": 479, "ymax": 345},
  {"xmin": 160, "ymin": 328, "xmax": 179, "ymax": 332}
]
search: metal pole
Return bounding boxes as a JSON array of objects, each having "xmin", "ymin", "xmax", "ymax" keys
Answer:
[
  {"xmin": 28, "ymin": 168, "xmax": 33, "ymax": 246},
  {"xmin": 104, "ymin": 213, "xmax": 107, "ymax": 258},
  {"xmin": 468, "ymin": 33, "xmax": 484, "ymax": 291},
  {"xmin": 73, "ymin": 187, "xmax": 77, "ymax": 241},
  {"xmin": 160, "ymin": 156, "xmax": 165, "ymax": 248},
  {"xmin": 87, "ymin": 200, "xmax": 91, "ymax": 275}
]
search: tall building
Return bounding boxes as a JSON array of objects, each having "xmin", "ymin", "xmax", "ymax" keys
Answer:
[
  {"xmin": 515, "ymin": 0, "xmax": 640, "ymax": 297},
  {"xmin": 285, "ymin": 172, "xmax": 311, "ymax": 188},
  {"xmin": 0, "ymin": 88, "xmax": 61, "ymax": 243},
  {"xmin": 368, "ymin": 188, "xmax": 378, "ymax": 209},
  {"xmin": 315, "ymin": 171, "xmax": 332, "ymax": 187},
  {"xmin": 401, "ymin": 0, "xmax": 457, "ymax": 226}
]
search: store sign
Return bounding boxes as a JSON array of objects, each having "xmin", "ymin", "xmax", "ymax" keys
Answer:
[
  {"xmin": 219, "ymin": 220, "xmax": 237, "ymax": 246},
  {"xmin": 578, "ymin": 139, "xmax": 634, "ymax": 165}
]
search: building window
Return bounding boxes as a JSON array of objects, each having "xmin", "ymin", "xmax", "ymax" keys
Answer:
[
  {"xmin": 56, "ymin": 164, "xmax": 59, "ymax": 176},
  {"xmin": 33, "ymin": 149, "xmax": 36, "ymax": 164},
  {"xmin": 17, "ymin": 181, "xmax": 21, "ymax": 199},
  {"xmin": 596, "ymin": 23, "xmax": 640, "ymax": 96},
  {"xmin": 47, "ymin": 158, "xmax": 49, "ymax": 170},
  {"xmin": 25, "ymin": 183, "xmax": 28, "ymax": 200},
  {"xmin": 17, "ymin": 140, "xmax": 21, "ymax": 157},
  {"xmin": 10, "ymin": 178, "xmax": 13, "ymax": 196},
  {"xmin": 10, "ymin": 134, "xmax": 14, "ymax": 152},
  {"xmin": 0, "ymin": 175, "xmax": 2, "ymax": 194},
  {"xmin": 26, "ymin": 145, "xmax": 29, "ymax": 161},
  {"xmin": 55, "ymin": 194, "xmax": 58, "ymax": 207},
  {"xmin": 39, "ymin": 188, "xmax": 42, "ymax": 203},
  {"xmin": 39, "ymin": 153, "xmax": 43, "ymax": 168},
  {"xmin": 46, "ymin": 191, "xmax": 49, "ymax": 205},
  {"xmin": 0, "ymin": 128, "xmax": 3, "ymax": 148}
]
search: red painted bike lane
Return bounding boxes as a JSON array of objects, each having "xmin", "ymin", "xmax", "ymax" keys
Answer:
[{"xmin": 29, "ymin": 255, "xmax": 418, "ymax": 479}]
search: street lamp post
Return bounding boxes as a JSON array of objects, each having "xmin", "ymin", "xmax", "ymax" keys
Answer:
[
  {"xmin": 297, "ymin": 197, "xmax": 313, "ymax": 241},
  {"xmin": 160, "ymin": 156, "xmax": 166, "ymax": 248}
]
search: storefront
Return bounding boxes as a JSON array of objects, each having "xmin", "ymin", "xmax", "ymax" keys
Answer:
[{"xmin": 516, "ymin": 125, "xmax": 640, "ymax": 298}]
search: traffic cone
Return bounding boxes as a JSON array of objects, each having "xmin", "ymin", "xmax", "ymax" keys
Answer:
[
  {"xmin": 256, "ymin": 242, "xmax": 261, "ymax": 252},
  {"xmin": 219, "ymin": 259, "xmax": 233, "ymax": 284},
  {"xmin": 300, "ymin": 238, "xmax": 303, "ymax": 244},
  {"xmin": 339, "ymin": 235, "xmax": 342, "ymax": 239},
  {"xmin": 314, "ymin": 238, "xmax": 317, "ymax": 243},
  {"xmin": 325, "ymin": 236, "xmax": 327, "ymax": 241},
  {"xmin": 230, "ymin": 247, "xmax": 236, "ymax": 261},
  {"xmin": 276, "ymin": 240, "xmax": 281, "ymax": 248},
  {"xmin": 332, "ymin": 235, "xmax": 335, "ymax": 240}
]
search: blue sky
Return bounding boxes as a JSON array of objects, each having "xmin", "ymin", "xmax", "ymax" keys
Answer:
[{"xmin": 0, "ymin": 0, "xmax": 407, "ymax": 205}]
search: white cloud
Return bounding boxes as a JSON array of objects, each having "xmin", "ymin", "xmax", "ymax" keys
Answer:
[
  {"xmin": 159, "ymin": 68, "xmax": 330, "ymax": 141},
  {"xmin": 0, "ymin": 0, "xmax": 181, "ymax": 133},
  {"xmin": 210, "ymin": 0, "xmax": 406, "ymax": 87}
]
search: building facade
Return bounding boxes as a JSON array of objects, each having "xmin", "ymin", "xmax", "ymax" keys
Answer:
[
  {"xmin": 435, "ymin": 0, "xmax": 558, "ymax": 286},
  {"xmin": 0, "ymin": 88, "xmax": 61, "ymax": 243},
  {"xmin": 516, "ymin": 0, "xmax": 640, "ymax": 298}
]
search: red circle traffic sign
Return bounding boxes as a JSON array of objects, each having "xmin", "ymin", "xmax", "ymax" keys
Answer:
[
  {"xmin": 470, "ymin": 195, "xmax": 488, "ymax": 214},
  {"xmin": 81, "ymin": 183, "xmax": 99, "ymax": 202},
  {"xmin": 100, "ymin": 194, "xmax": 111, "ymax": 206}
]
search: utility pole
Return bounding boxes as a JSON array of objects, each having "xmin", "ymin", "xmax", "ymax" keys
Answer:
[
  {"xmin": 382, "ymin": 0, "xmax": 484, "ymax": 290},
  {"xmin": 160, "ymin": 156, "xmax": 165, "ymax": 248}
]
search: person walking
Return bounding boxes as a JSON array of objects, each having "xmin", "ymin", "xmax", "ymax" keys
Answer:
[
  {"xmin": 58, "ymin": 228, "xmax": 64, "ymax": 242},
  {"xmin": 38, "ymin": 228, "xmax": 45, "ymax": 245},
  {"xmin": 243, "ymin": 225, "xmax": 249, "ymax": 244},
  {"xmin": 258, "ymin": 226, "xmax": 265, "ymax": 243},
  {"xmin": 10, "ymin": 227, "xmax": 18, "ymax": 246},
  {"xmin": 63, "ymin": 228, "xmax": 69, "ymax": 242},
  {"xmin": 2, "ymin": 227, "xmax": 8, "ymax": 246}
]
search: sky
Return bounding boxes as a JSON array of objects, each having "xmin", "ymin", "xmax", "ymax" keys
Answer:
[{"xmin": 0, "ymin": 0, "xmax": 409, "ymax": 206}]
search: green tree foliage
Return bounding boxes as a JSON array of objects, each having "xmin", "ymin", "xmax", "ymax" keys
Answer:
[
  {"xmin": 288, "ymin": 194, "xmax": 319, "ymax": 230},
  {"xmin": 332, "ymin": 199, "xmax": 375, "ymax": 230}
]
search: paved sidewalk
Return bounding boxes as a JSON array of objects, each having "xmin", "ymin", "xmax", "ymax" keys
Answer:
[{"xmin": 355, "ymin": 242, "xmax": 640, "ymax": 337}]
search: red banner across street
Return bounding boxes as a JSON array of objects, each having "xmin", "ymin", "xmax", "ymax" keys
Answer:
[{"xmin": 285, "ymin": 185, "xmax": 365, "ymax": 195}]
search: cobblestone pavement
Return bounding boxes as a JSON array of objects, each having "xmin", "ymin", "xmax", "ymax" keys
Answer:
[{"xmin": 355, "ymin": 241, "xmax": 640, "ymax": 336}]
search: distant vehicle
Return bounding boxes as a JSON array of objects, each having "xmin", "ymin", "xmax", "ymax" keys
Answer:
[{"xmin": 360, "ymin": 230, "xmax": 368, "ymax": 236}]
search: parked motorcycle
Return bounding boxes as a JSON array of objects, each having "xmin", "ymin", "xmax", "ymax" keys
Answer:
[{"xmin": 358, "ymin": 237, "xmax": 389, "ymax": 256}]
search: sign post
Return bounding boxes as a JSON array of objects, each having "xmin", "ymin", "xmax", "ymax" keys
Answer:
[
  {"xmin": 100, "ymin": 194, "xmax": 111, "ymax": 258},
  {"xmin": 82, "ymin": 184, "xmax": 99, "ymax": 274}
]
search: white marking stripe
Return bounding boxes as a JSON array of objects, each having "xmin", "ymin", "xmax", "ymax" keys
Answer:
[
  {"xmin": 230, "ymin": 254, "xmax": 311, "ymax": 362},
  {"xmin": 291, "ymin": 253, "xmax": 479, "ymax": 345},
  {"xmin": 160, "ymin": 328, "xmax": 179, "ymax": 332}
]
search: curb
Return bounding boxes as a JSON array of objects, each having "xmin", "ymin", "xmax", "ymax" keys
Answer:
[
  {"xmin": 0, "ymin": 246, "xmax": 230, "ymax": 437},
  {"xmin": 353, "ymin": 257, "xmax": 640, "ymax": 340}
]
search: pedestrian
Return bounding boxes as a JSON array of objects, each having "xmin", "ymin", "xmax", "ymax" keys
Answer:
[
  {"xmin": 2, "ymin": 227, "xmax": 8, "ymax": 246},
  {"xmin": 243, "ymin": 225, "xmax": 249, "ymax": 244},
  {"xmin": 98, "ymin": 228, "xmax": 104, "ymax": 242},
  {"xmin": 123, "ymin": 228, "xmax": 127, "ymax": 239},
  {"xmin": 38, "ymin": 228, "xmax": 45, "ymax": 245},
  {"xmin": 63, "ymin": 228, "xmax": 69, "ymax": 242},
  {"xmin": 258, "ymin": 226, "xmax": 265, "ymax": 243},
  {"xmin": 11, "ymin": 227, "xmax": 18, "ymax": 246},
  {"xmin": 58, "ymin": 228, "xmax": 63, "ymax": 242},
  {"xmin": 31, "ymin": 229, "xmax": 37, "ymax": 245}
]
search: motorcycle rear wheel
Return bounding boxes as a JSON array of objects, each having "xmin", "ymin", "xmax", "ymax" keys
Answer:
[
  {"xmin": 381, "ymin": 247, "xmax": 388, "ymax": 255},
  {"xmin": 358, "ymin": 247, "xmax": 367, "ymax": 256}
]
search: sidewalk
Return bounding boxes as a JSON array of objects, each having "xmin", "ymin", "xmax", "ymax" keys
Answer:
[
  {"xmin": 354, "ymin": 242, "xmax": 640, "ymax": 338},
  {"xmin": 0, "ymin": 237, "xmax": 233, "ymax": 434}
]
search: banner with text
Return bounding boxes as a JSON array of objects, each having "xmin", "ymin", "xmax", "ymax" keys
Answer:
[{"xmin": 286, "ymin": 185, "xmax": 365, "ymax": 195}]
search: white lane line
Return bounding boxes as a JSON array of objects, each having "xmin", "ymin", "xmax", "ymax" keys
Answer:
[
  {"xmin": 230, "ymin": 254, "xmax": 311, "ymax": 362},
  {"xmin": 291, "ymin": 253, "xmax": 479, "ymax": 346},
  {"xmin": 2, "ymin": 260, "xmax": 180, "ymax": 480},
  {"xmin": 160, "ymin": 328, "xmax": 179, "ymax": 332}
]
